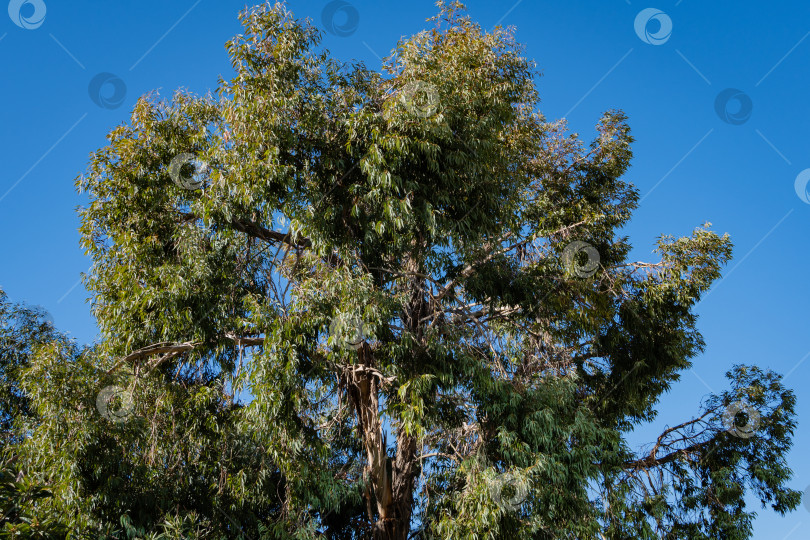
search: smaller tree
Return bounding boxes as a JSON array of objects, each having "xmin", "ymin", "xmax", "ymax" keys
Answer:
[
  {"xmin": 0, "ymin": 289, "xmax": 68, "ymax": 537},
  {"xmin": 0, "ymin": 288, "xmax": 59, "ymax": 442}
]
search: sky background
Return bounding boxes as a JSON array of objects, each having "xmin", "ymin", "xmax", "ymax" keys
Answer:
[{"xmin": 1, "ymin": 0, "xmax": 809, "ymax": 536}]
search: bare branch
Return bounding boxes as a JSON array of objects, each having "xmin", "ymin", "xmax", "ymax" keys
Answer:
[{"xmin": 107, "ymin": 334, "xmax": 266, "ymax": 374}]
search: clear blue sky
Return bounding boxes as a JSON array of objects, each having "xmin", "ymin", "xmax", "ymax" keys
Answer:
[{"xmin": 1, "ymin": 1, "xmax": 808, "ymax": 536}]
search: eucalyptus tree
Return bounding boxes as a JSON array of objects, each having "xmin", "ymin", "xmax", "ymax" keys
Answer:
[{"xmin": 17, "ymin": 1, "xmax": 800, "ymax": 538}]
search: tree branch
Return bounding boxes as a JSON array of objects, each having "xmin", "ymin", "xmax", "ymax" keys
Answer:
[
  {"xmin": 622, "ymin": 408, "xmax": 720, "ymax": 470},
  {"xmin": 107, "ymin": 334, "xmax": 266, "ymax": 374},
  {"xmin": 179, "ymin": 212, "xmax": 344, "ymax": 267}
]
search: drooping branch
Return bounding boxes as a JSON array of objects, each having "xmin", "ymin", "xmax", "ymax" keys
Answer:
[
  {"xmin": 178, "ymin": 212, "xmax": 308, "ymax": 249},
  {"xmin": 106, "ymin": 334, "xmax": 266, "ymax": 374},
  {"xmin": 227, "ymin": 217, "xmax": 311, "ymax": 251},
  {"xmin": 119, "ymin": 341, "xmax": 200, "ymax": 365}
]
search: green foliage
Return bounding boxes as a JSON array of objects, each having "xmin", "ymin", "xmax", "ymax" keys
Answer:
[
  {"xmin": 0, "ymin": 288, "xmax": 61, "ymax": 441},
  {"xmin": 1, "ymin": 2, "xmax": 799, "ymax": 538},
  {"xmin": 0, "ymin": 291, "xmax": 68, "ymax": 537},
  {"xmin": 0, "ymin": 454, "xmax": 67, "ymax": 538}
]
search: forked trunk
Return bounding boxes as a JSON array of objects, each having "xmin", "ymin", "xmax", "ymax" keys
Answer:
[
  {"xmin": 372, "ymin": 431, "xmax": 418, "ymax": 540},
  {"xmin": 347, "ymin": 345, "xmax": 420, "ymax": 540}
]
